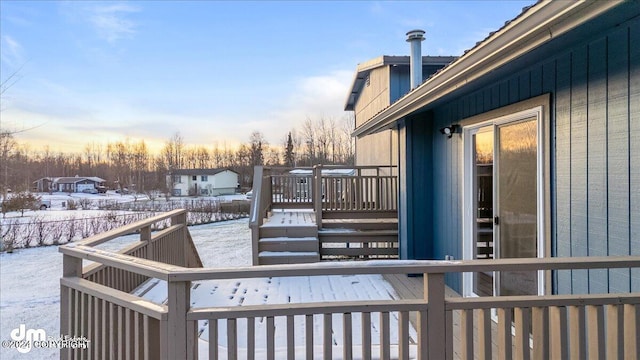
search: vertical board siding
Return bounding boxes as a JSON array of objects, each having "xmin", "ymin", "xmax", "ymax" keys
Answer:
[
  {"xmin": 411, "ymin": 16, "xmax": 639, "ymax": 295},
  {"xmin": 587, "ymin": 38, "xmax": 609, "ymax": 295},
  {"xmin": 630, "ymin": 20, "xmax": 640, "ymax": 292},
  {"xmin": 570, "ymin": 44, "xmax": 590, "ymax": 295},
  {"xmin": 606, "ymin": 27, "xmax": 632, "ymax": 293}
]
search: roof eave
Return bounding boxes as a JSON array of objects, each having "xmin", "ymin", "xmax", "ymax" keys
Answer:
[{"xmin": 352, "ymin": 0, "xmax": 624, "ymax": 137}]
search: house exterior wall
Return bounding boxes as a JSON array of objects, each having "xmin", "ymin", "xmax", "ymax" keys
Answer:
[
  {"xmin": 355, "ymin": 67, "xmax": 391, "ymax": 128},
  {"xmin": 401, "ymin": 11, "xmax": 639, "ymax": 293},
  {"xmin": 169, "ymin": 171, "xmax": 238, "ymax": 196},
  {"xmin": 208, "ymin": 170, "xmax": 238, "ymax": 196},
  {"xmin": 355, "ymin": 129, "xmax": 398, "ymax": 169}
]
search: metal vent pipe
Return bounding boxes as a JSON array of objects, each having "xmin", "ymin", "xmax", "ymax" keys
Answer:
[{"xmin": 406, "ymin": 29, "xmax": 425, "ymax": 89}]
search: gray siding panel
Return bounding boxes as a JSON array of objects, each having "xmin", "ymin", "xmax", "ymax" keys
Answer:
[
  {"xmin": 631, "ymin": 21, "xmax": 640, "ymax": 292},
  {"xmin": 586, "ymin": 39, "xmax": 609, "ymax": 294},
  {"xmin": 571, "ymin": 44, "xmax": 590, "ymax": 295},
  {"xmin": 555, "ymin": 52, "xmax": 573, "ymax": 294},
  {"xmin": 607, "ymin": 27, "xmax": 631, "ymax": 293}
]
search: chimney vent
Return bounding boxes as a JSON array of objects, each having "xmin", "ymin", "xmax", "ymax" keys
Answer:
[{"xmin": 406, "ymin": 29, "xmax": 425, "ymax": 89}]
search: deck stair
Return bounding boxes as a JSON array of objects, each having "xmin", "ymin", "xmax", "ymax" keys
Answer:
[
  {"xmin": 319, "ymin": 210, "xmax": 398, "ymax": 260},
  {"xmin": 257, "ymin": 209, "xmax": 319, "ymax": 265}
]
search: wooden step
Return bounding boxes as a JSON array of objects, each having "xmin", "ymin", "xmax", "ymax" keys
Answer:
[
  {"xmin": 319, "ymin": 229, "xmax": 397, "ymax": 243},
  {"xmin": 322, "ymin": 210, "xmax": 397, "ymax": 219},
  {"xmin": 321, "ymin": 218, "xmax": 397, "ymax": 230},
  {"xmin": 259, "ymin": 237, "xmax": 318, "ymax": 252},
  {"xmin": 258, "ymin": 251, "xmax": 320, "ymax": 265},
  {"xmin": 259, "ymin": 225, "xmax": 318, "ymax": 238}
]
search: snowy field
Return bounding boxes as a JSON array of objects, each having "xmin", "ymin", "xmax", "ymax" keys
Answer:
[{"xmin": 1, "ymin": 215, "xmax": 413, "ymax": 359}]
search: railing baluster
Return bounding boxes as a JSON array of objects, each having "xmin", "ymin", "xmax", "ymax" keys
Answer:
[
  {"xmin": 267, "ymin": 316, "xmax": 275, "ymax": 360},
  {"xmin": 247, "ymin": 317, "xmax": 255, "ymax": 360},
  {"xmin": 343, "ymin": 313, "xmax": 353, "ymax": 360},
  {"xmin": 362, "ymin": 312, "xmax": 372, "ymax": 360},
  {"xmin": 606, "ymin": 304, "xmax": 624, "ymax": 359},
  {"xmin": 380, "ymin": 311, "xmax": 390, "ymax": 360},
  {"xmin": 549, "ymin": 306, "xmax": 567, "ymax": 360},
  {"xmin": 323, "ymin": 313, "xmax": 332, "ymax": 360},
  {"xmin": 460, "ymin": 309, "xmax": 474, "ymax": 360},
  {"xmin": 532, "ymin": 306, "xmax": 549, "ymax": 359},
  {"xmin": 624, "ymin": 304, "xmax": 640, "ymax": 359},
  {"xmin": 399, "ymin": 311, "xmax": 410, "ymax": 360},
  {"xmin": 287, "ymin": 315, "xmax": 295, "ymax": 360},
  {"xmin": 305, "ymin": 314, "xmax": 314, "ymax": 360},
  {"xmin": 587, "ymin": 305, "xmax": 605, "ymax": 359},
  {"xmin": 227, "ymin": 318, "xmax": 237, "ymax": 360},
  {"xmin": 568, "ymin": 305, "xmax": 586, "ymax": 360},
  {"xmin": 126, "ymin": 308, "xmax": 133, "ymax": 359},
  {"xmin": 514, "ymin": 307, "xmax": 531, "ymax": 360},
  {"xmin": 478, "ymin": 308, "xmax": 492, "ymax": 360},
  {"xmin": 446, "ymin": 310, "xmax": 453, "ymax": 360},
  {"xmin": 209, "ymin": 319, "xmax": 218, "ymax": 360},
  {"xmin": 498, "ymin": 308, "xmax": 513, "ymax": 359}
]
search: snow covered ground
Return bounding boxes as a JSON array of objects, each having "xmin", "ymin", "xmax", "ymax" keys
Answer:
[{"xmin": 1, "ymin": 216, "xmax": 413, "ymax": 359}]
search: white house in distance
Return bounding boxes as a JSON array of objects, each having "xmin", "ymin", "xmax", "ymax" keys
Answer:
[{"xmin": 167, "ymin": 168, "xmax": 239, "ymax": 196}]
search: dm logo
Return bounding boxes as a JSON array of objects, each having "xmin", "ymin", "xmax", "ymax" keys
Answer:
[{"xmin": 10, "ymin": 324, "xmax": 46, "ymax": 354}]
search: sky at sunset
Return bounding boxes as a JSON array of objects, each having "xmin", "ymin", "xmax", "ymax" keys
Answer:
[{"xmin": 1, "ymin": 1, "xmax": 533, "ymax": 154}]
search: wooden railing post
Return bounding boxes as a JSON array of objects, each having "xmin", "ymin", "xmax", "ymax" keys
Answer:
[
  {"xmin": 422, "ymin": 272, "xmax": 446, "ymax": 360},
  {"xmin": 250, "ymin": 166, "xmax": 265, "ymax": 265},
  {"xmin": 166, "ymin": 280, "xmax": 193, "ymax": 360},
  {"xmin": 60, "ymin": 254, "xmax": 83, "ymax": 360},
  {"xmin": 313, "ymin": 165, "xmax": 323, "ymax": 229}
]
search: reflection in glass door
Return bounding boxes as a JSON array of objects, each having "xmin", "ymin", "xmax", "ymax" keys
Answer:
[
  {"xmin": 471, "ymin": 126, "xmax": 494, "ymax": 296},
  {"xmin": 495, "ymin": 118, "xmax": 538, "ymax": 296}
]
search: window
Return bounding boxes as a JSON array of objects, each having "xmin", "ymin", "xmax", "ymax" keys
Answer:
[
  {"xmin": 173, "ymin": 175, "xmax": 182, "ymax": 184},
  {"xmin": 201, "ymin": 175, "xmax": 208, "ymax": 181},
  {"xmin": 192, "ymin": 176, "xmax": 197, "ymax": 181}
]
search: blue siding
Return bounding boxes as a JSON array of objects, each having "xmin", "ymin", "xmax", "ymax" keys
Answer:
[
  {"xmin": 630, "ymin": 19, "xmax": 640, "ymax": 292},
  {"xmin": 607, "ymin": 26, "xmax": 631, "ymax": 293},
  {"xmin": 570, "ymin": 44, "xmax": 590, "ymax": 295},
  {"xmin": 402, "ymin": 114, "xmax": 434, "ymax": 260},
  {"xmin": 403, "ymin": 12, "xmax": 639, "ymax": 294},
  {"xmin": 390, "ymin": 65, "xmax": 453, "ymax": 103}
]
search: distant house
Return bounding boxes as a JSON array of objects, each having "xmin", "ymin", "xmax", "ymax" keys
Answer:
[
  {"xmin": 347, "ymin": 1, "xmax": 640, "ymax": 296},
  {"xmin": 33, "ymin": 176, "xmax": 106, "ymax": 193},
  {"xmin": 167, "ymin": 169, "xmax": 239, "ymax": 196}
]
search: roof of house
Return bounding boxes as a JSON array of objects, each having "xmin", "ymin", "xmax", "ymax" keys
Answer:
[
  {"xmin": 33, "ymin": 176, "xmax": 106, "ymax": 184},
  {"xmin": 344, "ymin": 56, "xmax": 458, "ymax": 111},
  {"xmin": 351, "ymin": 0, "xmax": 629, "ymax": 137},
  {"xmin": 169, "ymin": 168, "xmax": 238, "ymax": 176}
]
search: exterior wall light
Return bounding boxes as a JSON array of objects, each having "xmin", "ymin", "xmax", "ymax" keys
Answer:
[{"xmin": 439, "ymin": 124, "xmax": 461, "ymax": 138}]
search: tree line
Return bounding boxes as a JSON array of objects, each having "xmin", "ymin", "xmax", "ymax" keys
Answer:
[{"xmin": 0, "ymin": 115, "xmax": 355, "ymax": 194}]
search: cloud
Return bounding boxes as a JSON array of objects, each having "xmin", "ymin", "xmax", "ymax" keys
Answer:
[
  {"xmin": 1, "ymin": 35, "xmax": 24, "ymax": 68},
  {"xmin": 60, "ymin": 2, "xmax": 140, "ymax": 44},
  {"xmin": 88, "ymin": 3, "xmax": 139, "ymax": 44}
]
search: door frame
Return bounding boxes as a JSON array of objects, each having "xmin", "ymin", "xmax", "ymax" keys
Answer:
[{"xmin": 461, "ymin": 95, "xmax": 551, "ymax": 297}]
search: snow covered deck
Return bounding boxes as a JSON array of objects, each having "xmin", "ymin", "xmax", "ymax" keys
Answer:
[
  {"xmin": 262, "ymin": 208, "xmax": 316, "ymax": 227},
  {"xmin": 60, "ymin": 210, "xmax": 640, "ymax": 360}
]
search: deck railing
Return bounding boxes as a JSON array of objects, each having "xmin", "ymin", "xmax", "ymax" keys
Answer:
[{"xmin": 61, "ymin": 219, "xmax": 640, "ymax": 359}]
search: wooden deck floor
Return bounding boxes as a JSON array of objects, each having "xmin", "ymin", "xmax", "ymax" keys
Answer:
[{"xmin": 262, "ymin": 208, "xmax": 316, "ymax": 227}]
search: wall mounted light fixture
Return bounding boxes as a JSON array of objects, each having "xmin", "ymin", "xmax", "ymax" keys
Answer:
[{"xmin": 439, "ymin": 124, "xmax": 460, "ymax": 138}]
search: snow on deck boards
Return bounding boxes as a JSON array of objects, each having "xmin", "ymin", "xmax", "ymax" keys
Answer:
[
  {"xmin": 262, "ymin": 208, "xmax": 316, "ymax": 227},
  {"xmin": 136, "ymin": 273, "xmax": 418, "ymax": 357}
]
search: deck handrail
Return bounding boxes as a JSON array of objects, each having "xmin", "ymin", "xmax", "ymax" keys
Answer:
[
  {"xmin": 61, "ymin": 210, "xmax": 640, "ymax": 360},
  {"xmin": 166, "ymin": 255, "xmax": 640, "ymax": 281}
]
